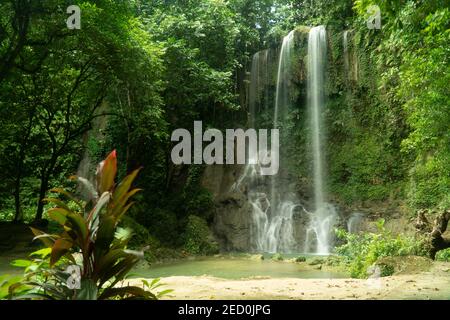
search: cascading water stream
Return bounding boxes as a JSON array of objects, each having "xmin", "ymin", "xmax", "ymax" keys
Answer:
[
  {"xmin": 266, "ymin": 30, "xmax": 298, "ymax": 253},
  {"xmin": 305, "ymin": 26, "xmax": 337, "ymax": 255},
  {"xmin": 308, "ymin": 26, "xmax": 326, "ymax": 211},
  {"xmin": 237, "ymin": 27, "xmax": 338, "ymax": 254},
  {"xmin": 347, "ymin": 212, "xmax": 364, "ymax": 234},
  {"xmin": 76, "ymin": 104, "xmax": 108, "ymax": 201},
  {"xmin": 234, "ymin": 32, "xmax": 299, "ymax": 253}
]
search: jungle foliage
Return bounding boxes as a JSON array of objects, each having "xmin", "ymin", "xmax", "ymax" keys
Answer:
[
  {"xmin": 0, "ymin": 0, "xmax": 448, "ymax": 259},
  {"xmin": 335, "ymin": 219, "xmax": 428, "ymax": 278},
  {"xmin": 0, "ymin": 150, "xmax": 172, "ymax": 299}
]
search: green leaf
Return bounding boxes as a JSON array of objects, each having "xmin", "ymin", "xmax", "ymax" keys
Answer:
[
  {"xmin": 112, "ymin": 190, "xmax": 140, "ymax": 218},
  {"xmin": 98, "ymin": 150, "xmax": 117, "ymax": 194},
  {"xmin": 113, "ymin": 168, "xmax": 141, "ymax": 205},
  {"xmin": 66, "ymin": 212, "xmax": 89, "ymax": 245},
  {"xmin": 150, "ymin": 278, "xmax": 160, "ymax": 288},
  {"xmin": 157, "ymin": 289, "xmax": 174, "ymax": 298},
  {"xmin": 48, "ymin": 207, "xmax": 70, "ymax": 225},
  {"xmin": 43, "ymin": 197, "xmax": 72, "ymax": 212},
  {"xmin": 95, "ymin": 215, "xmax": 116, "ymax": 256},
  {"xmin": 30, "ymin": 227, "xmax": 57, "ymax": 247},
  {"xmin": 49, "ymin": 188, "xmax": 82, "ymax": 208},
  {"xmin": 87, "ymin": 191, "xmax": 111, "ymax": 224},
  {"xmin": 99, "ymin": 255, "xmax": 139, "ymax": 288},
  {"xmin": 10, "ymin": 260, "xmax": 32, "ymax": 268},
  {"xmin": 50, "ymin": 238, "xmax": 73, "ymax": 266},
  {"xmin": 30, "ymin": 247, "xmax": 52, "ymax": 258},
  {"xmin": 98, "ymin": 286, "xmax": 156, "ymax": 300},
  {"xmin": 95, "ymin": 249, "xmax": 127, "ymax": 279},
  {"xmin": 76, "ymin": 279, "xmax": 98, "ymax": 300}
]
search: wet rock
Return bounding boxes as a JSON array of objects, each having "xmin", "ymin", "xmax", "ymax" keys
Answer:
[
  {"xmin": 213, "ymin": 191, "xmax": 253, "ymax": 251},
  {"xmin": 201, "ymin": 164, "xmax": 254, "ymax": 251}
]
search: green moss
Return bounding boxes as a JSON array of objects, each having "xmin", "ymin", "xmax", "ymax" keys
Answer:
[
  {"xmin": 271, "ymin": 253, "xmax": 283, "ymax": 261},
  {"xmin": 308, "ymin": 258, "xmax": 325, "ymax": 266},
  {"xmin": 335, "ymin": 221, "xmax": 428, "ymax": 278},
  {"xmin": 120, "ymin": 216, "xmax": 160, "ymax": 249},
  {"xmin": 436, "ymin": 248, "xmax": 450, "ymax": 262},
  {"xmin": 376, "ymin": 263, "xmax": 395, "ymax": 277},
  {"xmin": 183, "ymin": 215, "xmax": 219, "ymax": 255}
]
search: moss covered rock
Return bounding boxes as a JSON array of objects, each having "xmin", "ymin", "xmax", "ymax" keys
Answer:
[
  {"xmin": 184, "ymin": 215, "xmax": 219, "ymax": 255},
  {"xmin": 271, "ymin": 253, "xmax": 283, "ymax": 261}
]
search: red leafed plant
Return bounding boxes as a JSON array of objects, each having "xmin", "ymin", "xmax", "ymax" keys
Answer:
[{"xmin": 5, "ymin": 150, "xmax": 166, "ymax": 300}]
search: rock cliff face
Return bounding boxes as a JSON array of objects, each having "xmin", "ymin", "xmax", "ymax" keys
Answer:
[
  {"xmin": 201, "ymin": 164, "xmax": 253, "ymax": 251},
  {"xmin": 200, "ymin": 27, "xmax": 413, "ymax": 253},
  {"xmin": 213, "ymin": 192, "xmax": 253, "ymax": 251},
  {"xmin": 201, "ymin": 163, "xmax": 314, "ymax": 252},
  {"xmin": 201, "ymin": 162, "xmax": 413, "ymax": 252}
]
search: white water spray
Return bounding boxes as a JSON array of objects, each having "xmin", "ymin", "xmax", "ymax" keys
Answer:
[
  {"xmin": 305, "ymin": 26, "xmax": 337, "ymax": 255},
  {"xmin": 236, "ymin": 31, "xmax": 299, "ymax": 253}
]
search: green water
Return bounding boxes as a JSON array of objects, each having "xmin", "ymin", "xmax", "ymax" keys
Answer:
[
  {"xmin": 133, "ymin": 257, "xmax": 346, "ymax": 280},
  {"xmin": 0, "ymin": 255, "xmax": 346, "ymax": 279},
  {"xmin": 0, "ymin": 255, "xmax": 24, "ymax": 275}
]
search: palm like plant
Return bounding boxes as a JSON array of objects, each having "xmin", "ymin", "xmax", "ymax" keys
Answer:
[{"xmin": 13, "ymin": 150, "xmax": 157, "ymax": 300}]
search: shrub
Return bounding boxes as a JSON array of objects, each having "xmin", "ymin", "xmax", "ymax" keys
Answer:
[
  {"xmin": 308, "ymin": 258, "xmax": 324, "ymax": 266},
  {"xmin": 335, "ymin": 219, "xmax": 427, "ymax": 278},
  {"xmin": 120, "ymin": 215, "xmax": 160, "ymax": 249},
  {"xmin": 271, "ymin": 253, "xmax": 283, "ymax": 261},
  {"xmin": 183, "ymin": 215, "xmax": 219, "ymax": 255},
  {"xmin": 376, "ymin": 262, "xmax": 395, "ymax": 277},
  {"xmin": 295, "ymin": 256, "xmax": 306, "ymax": 262},
  {"xmin": 3, "ymin": 151, "xmax": 166, "ymax": 300},
  {"xmin": 436, "ymin": 248, "xmax": 450, "ymax": 262}
]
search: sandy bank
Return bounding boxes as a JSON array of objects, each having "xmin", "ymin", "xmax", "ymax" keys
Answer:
[{"xmin": 127, "ymin": 262, "xmax": 450, "ymax": 300}]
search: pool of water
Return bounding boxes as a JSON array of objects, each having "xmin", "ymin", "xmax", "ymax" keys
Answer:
[
  {"xmin": 133, "ymin": 256, "xmax": 346, "ymax": 280},
  {"xmin": 0, "ymin": 254, "xmax": 346, "ymax": 280},
  {"xmin": 0, "ymin": 255, "xmax": 25, "ymax": 276}
]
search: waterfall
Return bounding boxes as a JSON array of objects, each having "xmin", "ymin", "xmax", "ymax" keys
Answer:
[
  {"xmin": 267, "ymin": 30, "xmax": 297, "ymax": 253},
  {"xmin": 237, "ymin": 27, "xmax": 338, "ymax": 254},
  {"xmin": 305, "ymin": 26, "xmax": 337, "ymax": 255},
  {"xmin": 347, "ymin": 212, "xmax": 364, "ymax": 233},
  {"xmin": 248, "ymin": 52, "xmax": 260, "ymax": 127},
  {"xmin": 235, "ymin": 31, "xmax": 299, "ymax": 253},
  {"xmin": 249, "ymin": 50, "xmax": 270, "ymax": 126},
  {"xmin": 273, "ymin": 30, "xmax": 295, "ymax": 128},
  {"xmin": 308, "ymin": 26, "xmax": 326, "ymax": 210},
  {"xmin": 76, "ymin": 103, "xmax": 108, "ymax": 201},
  {"xmin": 233, "ymin": 50, "xmax": 271, "ymax": 252},
  {"xmin": 270, "ymin": 29, "xmax": 296, "ymax": 238}
]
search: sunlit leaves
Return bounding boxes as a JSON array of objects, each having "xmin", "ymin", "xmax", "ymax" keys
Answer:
[{"xmin": 97, "ymin": 150, "xmax": 117, "ymax": 194}]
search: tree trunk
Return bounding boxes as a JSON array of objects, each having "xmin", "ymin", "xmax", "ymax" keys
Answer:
[
  {"xmin": 34, "ymin": 153, "xmax": 58, "ymax": 223},
  {"xmin": 13, "ymin": 174, "xmax": 23, "ymax": 223},
  {"xmin": 13, "ymin": 148, "xmax": 26, "ymax": 223},
  {"xmin": 415, "ymin": 209, "xmax": 450, "ymax": 259},
  {"xmin": 13, "ymin": 106, "xmax": 36, "ymax": 223},
  {"xmin": 34, "ymin": 173, "xmax": 49, "ymax": 223}
]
